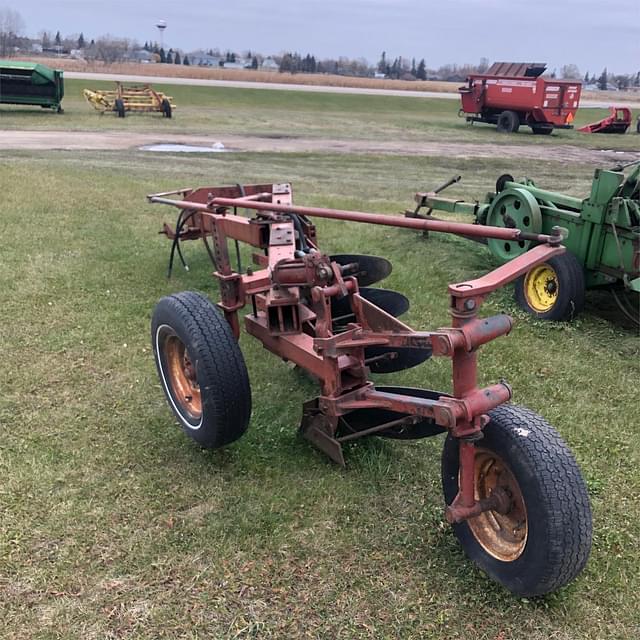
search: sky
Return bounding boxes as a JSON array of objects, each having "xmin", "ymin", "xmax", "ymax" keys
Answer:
[{"xmin": 7, "ymin": 0, "xmax": 640, "ymax": 75}]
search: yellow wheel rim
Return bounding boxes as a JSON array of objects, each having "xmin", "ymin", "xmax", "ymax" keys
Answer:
[{"xmin": 524, "ymin": 264, "xmax": 558, "ymax": 312}]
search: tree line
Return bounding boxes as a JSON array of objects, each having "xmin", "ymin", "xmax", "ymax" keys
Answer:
[{"xmin": 1, "ymin": 7, "xmax": 638, "ymax": 88}]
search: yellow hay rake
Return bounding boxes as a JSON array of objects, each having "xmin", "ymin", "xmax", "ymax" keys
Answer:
[{"xmin": 83, "ymin": 82, "xmax": 176, "ymax": 118}]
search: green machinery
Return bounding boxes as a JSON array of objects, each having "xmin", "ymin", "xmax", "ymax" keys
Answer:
[
  {"xmin": 0, "ymin": 60, "xmax": 64, "ymax": 112},
  {"xmin": 410, "ymin": 163, "xmax": 640, "ymax": 322}
]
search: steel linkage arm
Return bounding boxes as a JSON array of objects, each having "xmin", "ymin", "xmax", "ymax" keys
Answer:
[{"xmin": 206, "ymin": 195, "xmax": 565, "ymax": 245}]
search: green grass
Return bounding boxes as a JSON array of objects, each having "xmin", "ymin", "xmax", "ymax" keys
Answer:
[
  {"xmin": 1, "ymin": 84, "xmax": 639, "ymax": 639},
  {"xmin": 0, "ymin": 78, "xmax": 638, "ymax": 151}
]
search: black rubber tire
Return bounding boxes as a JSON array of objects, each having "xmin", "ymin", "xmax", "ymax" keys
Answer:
[
  {"xmin": 161, "ymin": 98, "xmax": 172, "ymax": 118},
  {"xmin": 636, "ymin": 117, "xmax": 640, "ymax": 134},
  {"xmin": 151, "ymin": 291, "xmax": 251, "ymax": 449},
  {"xmin": 497, "ymin": 110, "xmax": 519, "ymax": 133},
  {"xmin": 531, "ymin": 125, "xmax": 553, "ymax": 135},
  {"xmin": 442, "ymin": 405, "xmax": 592, "ymax": 597},
  {"xmin": 114, "ymin": 98, "xmax": 126, "ymax": 118},
  {"xmin": 514, "ymin": 251, "xmax": 585, "ymax": 321}
]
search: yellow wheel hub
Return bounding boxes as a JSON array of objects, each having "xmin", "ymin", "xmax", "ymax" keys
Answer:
[{"xmin": 524, "ymin": 264, "xmax": 558, "ymax": 312}]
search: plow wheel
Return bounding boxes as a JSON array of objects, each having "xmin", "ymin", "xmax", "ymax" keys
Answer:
[
  {"xmin": 485, "ymin": 188, "xmax": 542, "ymax": 261},
  {"xmin": 514, "ymin": 251, "xmax": 585, "ymax": 321},
  {"xmin": 151, "ymin": 291, "xmax": 251, "ymax": 448},
  {"xmin": 441, "ymin": 405, "xmax": 592, "ymax": 597}
]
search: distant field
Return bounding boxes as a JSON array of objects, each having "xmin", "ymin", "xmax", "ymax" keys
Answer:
[
  {"xmin": 22, "ymin": 56, "xmax": 640, "ymax": 105},
  {"xmin": 23, "ymin": 56, "xmax": 461, "ymax": 93},
  {"xmin": 1, "ymin": 77, "xmax": 639, "ymax": 639}
]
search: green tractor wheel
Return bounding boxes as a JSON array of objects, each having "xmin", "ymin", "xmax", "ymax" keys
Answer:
[{"xmin": 486, "ymin": 188, "xmax": 542, "ymax": 262}]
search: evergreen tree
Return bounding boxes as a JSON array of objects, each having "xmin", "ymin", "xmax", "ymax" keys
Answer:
[
  {"xmin": 598, "ymin": 68, "xmax": 608, "ymax": 90},
  {"xmin": 583, "ymin": 71, "xmax": 589, "ymax": 83},
  {"xmin": 174, "ymin": 51, "xmax": 181, "ymax": 64},
  {"xmin": 416, "ymin": 58, "xmax": 426, "ymax": 80},
  {"xmin": 159, "ymin": 47, "xmax": 166, "ymax": 63},
  {"xmin": 411, "ymin": 58, "xmax": 416, "ymax": 76},
  {"xmin": 77, "ymin": 32, "xmax": 85, "ymax": 48},
  {"xmin": 390, "ymin": 58, "xmax": 399, "ymax": 79},
  {"xmin": 251, "ymin": 55, "xmax": 258, "ymax": 69},
  {"xmin": 54, "ymin": 31, "xmax": 61, "ymax": 46},
  {"xmin": 377, "ymin": 51, "xmax": 386, "ymax": 74},
  {"xmin": 166, "ymin": 49, "xmax": 173, "ymax": 64},
  {"xmin": 183, "ymin": 55, "xmax": 190, "ymax": 66}
]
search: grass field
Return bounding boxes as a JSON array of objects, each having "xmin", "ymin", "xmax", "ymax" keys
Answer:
[
  {"xmin": 1, "ymin": 79, "xmax": 639, "ymax": 154},
  {"xmin": 1, "ymin": 81, "xmax": 639, "ymax": 639}
]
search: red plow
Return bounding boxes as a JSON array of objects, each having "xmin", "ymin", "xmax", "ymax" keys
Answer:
[
  {"xmin": 578, "ymin": 106, "xmax": 632, "ymax": 133},
  {"xmin": 147, "ymin": 182, "xmax": 592, "ymax": 597}
]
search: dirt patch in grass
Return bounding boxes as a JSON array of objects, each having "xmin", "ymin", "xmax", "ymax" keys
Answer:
[{"xmin": 2, "ymin": 129, "xmax": 638, "ymax": 165}]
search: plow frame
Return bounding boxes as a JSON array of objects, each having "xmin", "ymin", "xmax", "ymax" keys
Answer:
[{"xmin": 148, "ymin": 182, "xmax": 566, "ymax": 524}]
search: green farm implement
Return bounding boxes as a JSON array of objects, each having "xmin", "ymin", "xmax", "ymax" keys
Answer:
[
  {"xmin": 410, "ymin": 163, "xmax": 640, "ymax": 322},
  {"xmin": 0, "ymin": 60, "xmax": 64, "ymax": 112}
]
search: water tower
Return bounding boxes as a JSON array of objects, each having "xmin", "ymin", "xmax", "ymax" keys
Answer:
[{"xmin": 156, "ymin": 20, "xmax": 167, "ymax": 49}]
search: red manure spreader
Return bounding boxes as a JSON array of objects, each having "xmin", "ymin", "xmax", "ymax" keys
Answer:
[{"xmin": 459, "ymin": 62, "xmax": 581, "ymax": 134}]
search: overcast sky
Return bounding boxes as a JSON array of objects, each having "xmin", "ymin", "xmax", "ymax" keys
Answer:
[{"xmin": 9, "ymin": 0, "xmax": 640, "ymax": 75}]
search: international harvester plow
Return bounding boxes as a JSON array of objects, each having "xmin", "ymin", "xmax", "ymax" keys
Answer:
[{"xmin": 147, "ymin": 183, "xmax": 592, "ymax": 597}]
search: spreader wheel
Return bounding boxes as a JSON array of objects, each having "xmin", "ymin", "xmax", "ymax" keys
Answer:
[
  {"xmin": 531, "ymin": 124, "xmax": 553, "ymax": 135},
  {"xmin": 497, "ymin": 110, "xmax": 519, "ymax": 133},
  {"xmin": 514, "ymin": 251, "xmax": 585, "ymax": 321},
  {"xmin": 151, "ymin": 291, "xmax": 251, "ymax": 449},
  {"xmin": 441, "ymin": 405, "xmax": 592, "ymax": 596}
]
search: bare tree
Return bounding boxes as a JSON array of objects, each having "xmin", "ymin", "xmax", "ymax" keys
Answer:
[
  {"xmin": 87, "ymin": 35, "xmax": 134, "ymax": 63},
  {"xmin": 0, "ymin": 7, "xmax": 25, "ymax": 57},
  {"xmin": 560, "ymin": 64, "xmax": 581, "ymax": 80}
]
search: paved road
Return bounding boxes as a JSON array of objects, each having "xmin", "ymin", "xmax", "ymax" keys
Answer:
[{"xmin": 65, "ymin": 71, "xmax": 640, "ymax": 109}]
